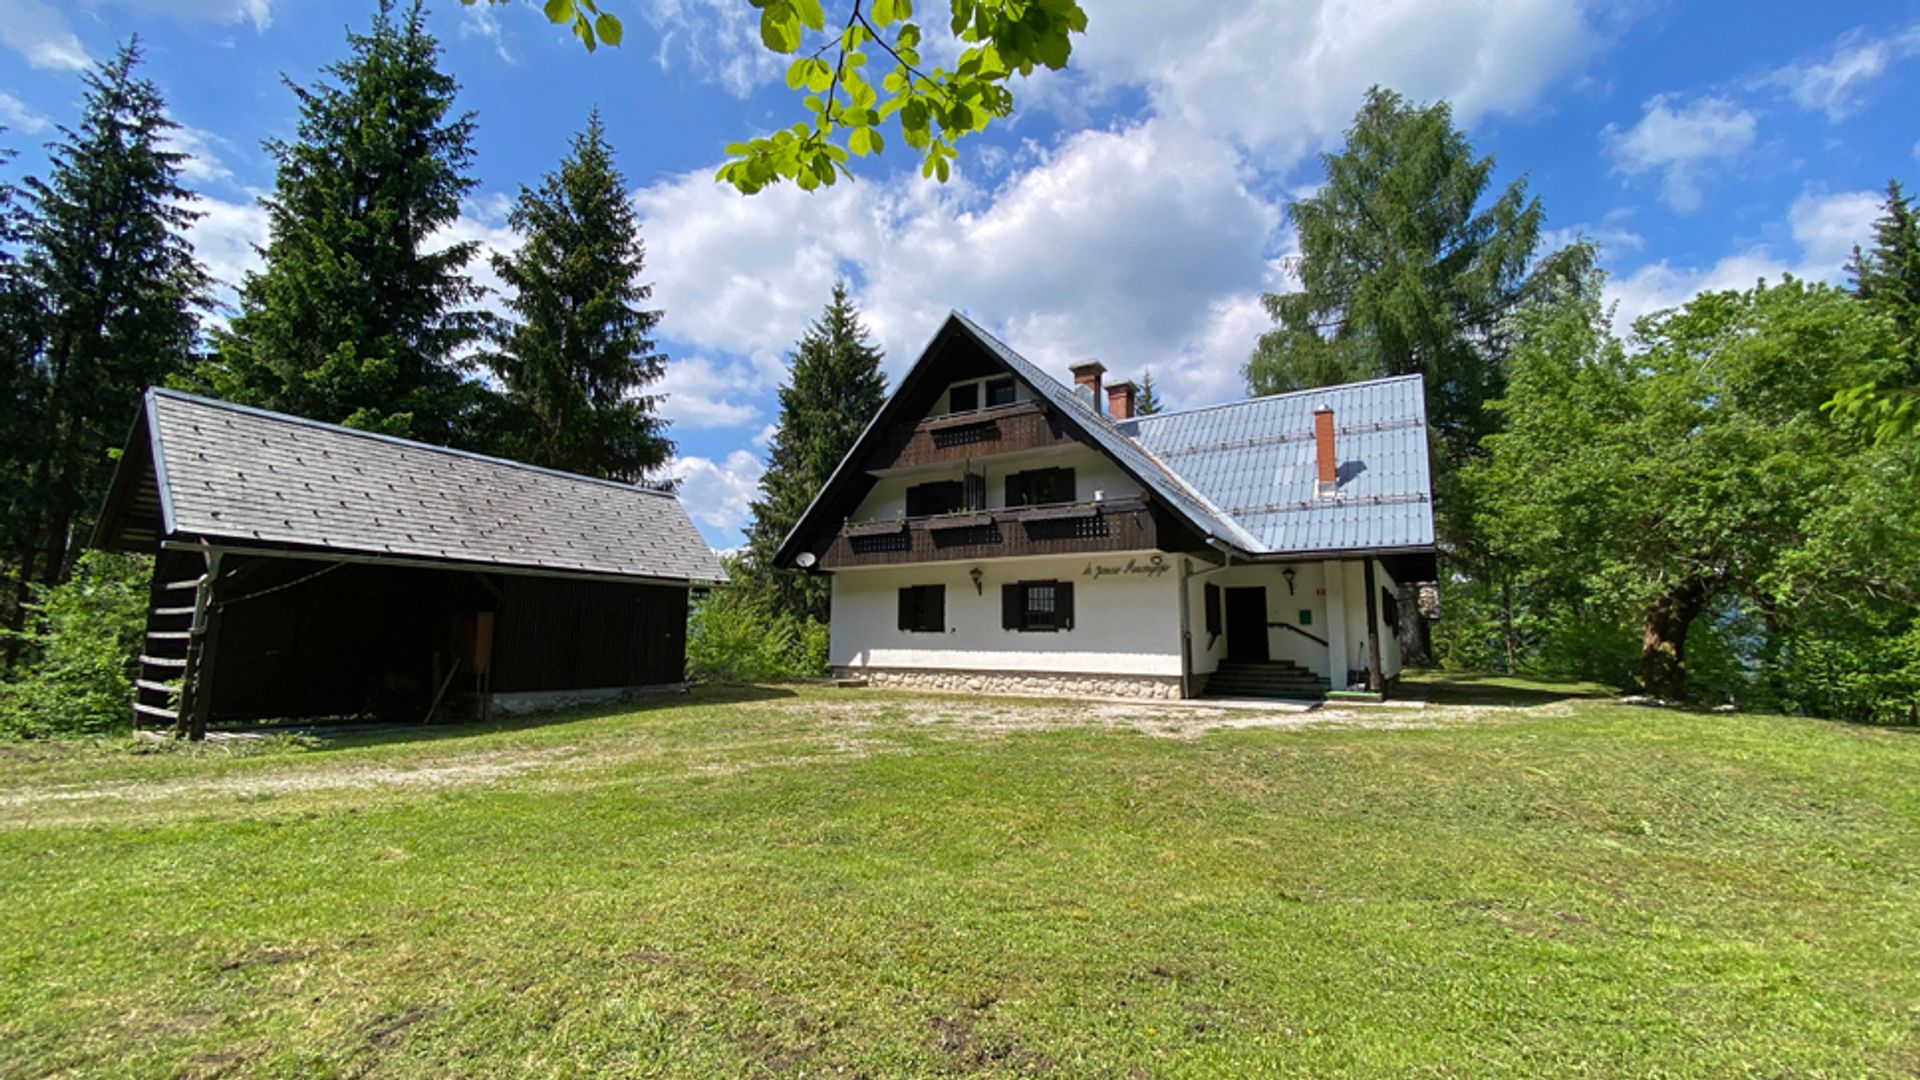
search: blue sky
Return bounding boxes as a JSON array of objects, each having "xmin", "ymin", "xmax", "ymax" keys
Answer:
[{"xmin": 2, "ymin": 1, "xmax": 1916, "ymax": 550}]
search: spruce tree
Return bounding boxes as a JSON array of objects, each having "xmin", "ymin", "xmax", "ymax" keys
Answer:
[
  {"xmin": 4, "ymin": 43, "xmax": 206, "ymax": 635},
  {"xmin": 487, "ymin": 111, "xmax": 672, "ymax": 481},
  {"xmin": 1245, "ymin": 86, "xmax": 1548, "ymax": 470},
  {"xmin": 202, "ymin": 0, "xmax": 486, "ymax": 447},
  {"xmin": 1834, "ymin": 179, "xmax": 1920, "ymax": 447},
  {"xmin": 1136, "ymin": 369, "xmax": 1162, "ymax": 414},
  {"xmin": 742, "ymin": 282, "xmax": 887, "ymax": 623}
]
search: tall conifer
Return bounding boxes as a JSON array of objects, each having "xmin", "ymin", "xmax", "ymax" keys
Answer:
[
  {"xmin": 4, "ymin": 43, "xmax": 206, "ymax": 632},
  {"xmin": 204, "ymin": 0, "xmax": 485, "ymax": 446},
  {"xmin": 487, "ymin": 111, "xmax": 671, "ymax": 481},
  {"xmin": 743, "ymin": 282, "xmax": 887, "ymax": 622}
]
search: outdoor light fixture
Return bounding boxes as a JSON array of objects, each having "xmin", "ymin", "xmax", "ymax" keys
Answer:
[
  {"xmin": 970, "ymin": 566, "xmax": 984, "ymax": 595},
  {"xmin": 1283, "ymin": 567, "xmax": 1297, "ymax": 595}
]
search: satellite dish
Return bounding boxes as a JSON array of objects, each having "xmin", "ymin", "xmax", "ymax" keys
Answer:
[{"xmin": 796, "ymin": 551, "xmax": 817, "ymax": 569}]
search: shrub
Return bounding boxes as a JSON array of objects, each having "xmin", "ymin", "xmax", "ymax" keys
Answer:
[
  {"xmin": 685, "ymin": 587, "xmax": 828, "ymax": 684},
  {"xmin": 0, "ymin": 552, "xmax": 152, "ymax": 739}
]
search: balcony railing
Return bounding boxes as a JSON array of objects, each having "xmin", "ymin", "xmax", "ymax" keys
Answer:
[
  {"xmin": 882, "ymin": 400, "xmax": 1076, "ymax": 469},
  {"xmin": 817, "ymin": 496, "xmax": 1157, "ymax": 568}
]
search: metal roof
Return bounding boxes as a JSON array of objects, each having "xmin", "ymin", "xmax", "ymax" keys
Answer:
[
  {"xmin": 1116, "ymin": 375, "xmax": 1435, "ymax": 555},
  {"xmin": 119, "ymin": 388, "xmax": 726, "ymax": 583}
]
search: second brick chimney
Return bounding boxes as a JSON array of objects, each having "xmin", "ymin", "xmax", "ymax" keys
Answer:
[
  {"xmin": 1314, "ymin": 405, "xmax": 1338, "ymax": 498},
  {"xmin": 1068, "ymin": 360, "xmax": 1106, "ymax": 412},
  {"xmin": 1106, "ymin": 380, "xmax": 1139, "ymax": 420}
]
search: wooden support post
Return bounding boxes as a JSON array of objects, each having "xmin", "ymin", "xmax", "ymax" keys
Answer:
[
  {"xmin": 175, "ymin": 550, "xmax": 224, "ymax": 741},
  {"xmin": 1362, "ymin": 558, "xmax": 1384, "ymax": 695}
]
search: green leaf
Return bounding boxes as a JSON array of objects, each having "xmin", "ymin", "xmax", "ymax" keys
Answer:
[
  {"xmin": 594, "ymin": 12, "xmax": 623, "ymax": 46},
  {"xmin": 760, "ymin": 2, "xmax": 801, "ymax": 52},
  {"xmin": 793, "ymin": 0, "xmax": 826, "ymax": 31},
  {"xmin": 872, "ymin": 0, "xmax": 896, "ymax": 28},
  {"xmin": 542, "ymin": 0, "xmax": 572, "ymax": 25},
  {"xmin": 848, "ymin": 126, "xmax": 872, "ymax": 156}
]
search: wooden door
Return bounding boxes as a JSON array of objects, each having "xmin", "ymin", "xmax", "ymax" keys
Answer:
[{"xmin": 1225, "ymin": 587, "xmax": 1269, "ymax": 663}]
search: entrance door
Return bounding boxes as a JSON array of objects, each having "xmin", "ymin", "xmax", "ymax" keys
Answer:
[{"xmin": 1224, "ymin": 587, "xmax": 1270, "ymax": 663}]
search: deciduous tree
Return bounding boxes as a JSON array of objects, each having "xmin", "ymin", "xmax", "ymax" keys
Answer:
[
  {"xmin": 1474, "ymin": 275, "xmax": 1891, "ymax": 701},
  {"xmin": 487, "ymin": 111, "xmax": 672, "ymax": 481}
]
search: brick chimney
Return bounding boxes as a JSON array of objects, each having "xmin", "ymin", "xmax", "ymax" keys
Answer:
[
  {"xmin": 1068, "ymin": 360, "xmax": 1105, "ymax": 412},
  {"xmin": 1106, "ymin": 380, "xmax": 1138, "ymax": 420},
  {"xmin": 1314, "ymin": 405, "xmax": 1337, "ymax": 498}
]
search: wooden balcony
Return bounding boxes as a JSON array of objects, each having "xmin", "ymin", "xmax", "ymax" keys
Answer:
[
  {"xmin": 881, "ymin": 400, "xmax": 1078, "ymax": 469},
  {"xmin": 817, "ymin": 496, "xmax": 1158, "ymax": 568}
]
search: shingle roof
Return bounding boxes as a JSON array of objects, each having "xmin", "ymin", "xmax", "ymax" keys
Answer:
[
  {"xmin": 134, "ymin": 388, "xmax": 726, "ymax": 583},
  {"xmin": 1117, "ymin": 375, "xmax": 1435, "ymax": 555}
]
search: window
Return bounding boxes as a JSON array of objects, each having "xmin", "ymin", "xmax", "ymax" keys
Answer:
[
  {"xmin": 985, "ymin": 377, "xmax": 1017, "ymax": 407},
  {"xmin": 906, "ymin": 480, "xmax": 963, "ymax": 517},
  {"xmin": 906, "ymin": 474, "xmax": 984, "ymax": 517},
  {"xmin": 1001, "ymin": 580, "xmax": 1075, "ymax": 632},
  {"xmin": 898, "ymin": 585, "xmax": 946, "ymax": 633},
  {"xmin": 948, "ymin": 382, "xmax": 979, "ymax": 413},
  {"xmin": 1005, "ymin": 467, "xmax": 1076, "ymax": 507}
]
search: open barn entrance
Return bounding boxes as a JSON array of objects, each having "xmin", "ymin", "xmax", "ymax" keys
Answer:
[{"xmin": 136, "ymin": 549, "xmax": 690, "ymax": 735}]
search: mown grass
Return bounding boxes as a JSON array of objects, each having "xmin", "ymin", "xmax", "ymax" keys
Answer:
[{"xmin": 2, "ymin": 681, "xmax": 1917, "ymax": 1077}]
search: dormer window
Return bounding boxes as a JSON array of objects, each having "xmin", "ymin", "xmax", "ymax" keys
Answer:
[{"xmin": 944, "ymin": 376, "xmax": 1019, "ymax": 415}]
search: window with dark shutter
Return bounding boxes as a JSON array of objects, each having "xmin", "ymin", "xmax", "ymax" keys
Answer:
[
  {"xmin": 906, "ymin": 480, "xmax": 964, "ymax": 517},
  {"xmin": 949, "ymin": 382, "xmax": 978, "ymax": 413},
  {"xmin": 898, "ymin": 585, "xmax": 945, "ymax": 633},
  {"xmin": 1006, "ymin": 467, "xmax": 1076, "ymax": 507},
  {"xmin": 985, "ymin": 377, "xmax": 1016, "ymax": 406},
  {"xmin": 1003, "ymin": 580, "xmax": 1075, "ymax": 632}
]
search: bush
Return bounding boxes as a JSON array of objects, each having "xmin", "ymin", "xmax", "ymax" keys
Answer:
[
  {"xmin": 685, "ymin": 587, "xmax": 829, "ymax": 684},
  {"xmin": 0, "ymin": 552, "xmax": 151, "ymax": 739}
]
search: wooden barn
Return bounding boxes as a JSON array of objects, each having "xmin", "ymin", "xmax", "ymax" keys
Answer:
[{"xmin": 92, "ymin": 388, "xmax": 726, "ymax": 738}]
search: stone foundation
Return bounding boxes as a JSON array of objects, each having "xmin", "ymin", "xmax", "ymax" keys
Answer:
[{"xmin": 835, "ymin": 667, "xmax": 1184, "ymax": 700}]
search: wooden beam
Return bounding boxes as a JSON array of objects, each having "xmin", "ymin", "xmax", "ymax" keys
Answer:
[{"xmin": 1362, "ymin": 558, "xmax": 1384, "ymax": 695}]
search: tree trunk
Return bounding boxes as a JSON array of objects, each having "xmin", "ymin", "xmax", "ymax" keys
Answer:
[{"xmin": 1635, "ymin": 578, "xmax": 1712, "ymax": 701}]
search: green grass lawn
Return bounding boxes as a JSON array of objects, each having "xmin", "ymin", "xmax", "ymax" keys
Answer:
[{"xmin": 3, "ymin": 680, "xmax": 1918, "ymax": 1077}]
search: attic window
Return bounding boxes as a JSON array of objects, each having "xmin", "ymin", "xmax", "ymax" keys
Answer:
[{"xmin": 985, "ymin": 377, "xmax": 1016, "ymax": 407}]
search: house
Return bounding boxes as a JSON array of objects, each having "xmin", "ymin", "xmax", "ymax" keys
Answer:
[
  {"xmin": 773, "ymin": 313, "xmax": 1437, "ymax": 700},
  {"xmin": 91, "ymin": 388, "xmax": 725, "ymax": 737}
]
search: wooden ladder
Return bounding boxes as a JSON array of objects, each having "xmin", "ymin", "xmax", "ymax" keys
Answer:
[{"xmin": 129, "ymin": 554, "xmax": 205, "ymax": 733}]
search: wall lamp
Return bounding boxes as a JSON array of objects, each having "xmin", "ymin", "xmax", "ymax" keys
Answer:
[
  {"xmin": 970, "ymin": 566, "xmax": 984, "ymax": 595},
  {"xmin": 1282, "ymin": 567, "xmax": 1297, "ymax": 595}
]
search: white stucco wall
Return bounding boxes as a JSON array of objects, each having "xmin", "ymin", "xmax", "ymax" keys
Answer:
[
  {"xmin": 1184, "ymin": 558, "xmax": 1403, "ymax": 687},
  {"xmin": 829, "ymin": 551, "xmax": 1185, "ymax": 676},
  {"xmin": 849, "ymin": 446, "xmax": 1143, "ymax": 523}
]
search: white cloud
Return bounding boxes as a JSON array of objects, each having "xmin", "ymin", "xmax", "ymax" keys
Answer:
[
  {"xmin": 1541, "ymin": 208, "xmax": 1644, "ymax": 258},
  {"xmin": 459, "ymin": 3, "xmax": 514, "ymax": 64},
  {"xmin": 164, "ymin": 124, "xmax": 235, "ymax": 185},
  {"xmin": 1606, "ymin": 187, "xmax": 1881, "ymax": 335},
  {"xmin": 656, "ymin": 354, "xmax": 766, "ymax": 430},
  {"xmin": 1762, "ymin": 21, "xmax": 1920, "ymax": 120},
  {"xmin": 186, "ymin": 193, "xmax": 269, "ymax": 303},
  {"xmin": 634, "ymin": 119, "xmax": 1283, "ymax": 412},
  {"xmin": 0, "ymin": 89, "xmax": 51, "ymax": 134},
  {"xmin": 0, "ymin": 0, "xmax": 270, "ymax": 72},
  {"xmin": 1048, "ymin": 0, "xmax": 1605, "ymax": 169},
  {"xmin": 1603, "ymin": 94, "xmax": 1757, "ymax": 213},
  {"xmin": 636, "ymin": 0, "xmax": 782, "ymax": 98},
  {"xmin": 0, "ymin": 0, "xmax": 90, "ymax": 70},
  {"xmin": 666, "ymin": 448, "xmax": 764, "ymax": 533}
]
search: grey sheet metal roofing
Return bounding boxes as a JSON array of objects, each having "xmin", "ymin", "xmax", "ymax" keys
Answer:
[
  {"xmin": 1116, "ymin": 373, "xmax": 1435, "ymax": 555},
  {"xmin": 953, "ymin": 313, "xmax": 1435, "ymax": 557},
  {"xmin": 134, "ymin": 388, "xmax": 727, "ymax": 583}
]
